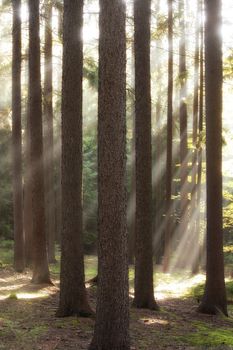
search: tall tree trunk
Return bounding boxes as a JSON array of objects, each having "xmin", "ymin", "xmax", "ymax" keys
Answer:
[
  {"xmin": 133, "ymin": 0, "xmax": 158, "ymax": 310},
  {"xmin": 44, "ymin": 0, "xmax": 56, "ymax": 263},
  {"xmin": 163, "ymin": 0, "xmax": 174, "ymax": 273},
  {"xmin": 192, "ymin": 0, "xmax": 203, "ymax": 275},
  {"xmin": 89, "ymin": 0, "xmax": 129, "ymax": 349},
  {"xmin": 198, "ymin": 0, "xmax": 227, "ymax": 316},
  {"xmin": 24, "ymin": 119, "xmax": 33, "ymax": 267},
  {"xmin": 128, "ymin": 43, "xmax": 135, "ymax": 265},
  {"xmin": 57, "ymin": 0, "xmax": 92, "ymax": 317},
  {"xmin": 28, "ymin": 0, "xmax": 51, "ymax": 284},
  {"xmin": 178, "ymin": 0, "xmax": 189, "ymax": 266},
  {"xmin": 12, "ymin": 0, "xmax": 25, "ymax": 272}
]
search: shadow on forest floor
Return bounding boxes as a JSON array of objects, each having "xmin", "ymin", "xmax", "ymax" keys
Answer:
[{"xmin": 1, "ymin": 259, "xmax": 233, "ymax": 349}]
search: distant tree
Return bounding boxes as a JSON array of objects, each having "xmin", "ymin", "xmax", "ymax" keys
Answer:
[
  {"xmin": 191, "ymin": 0, "xmax": 203, "ymax": 275},
  {"xmin": 12, "ymin": 0, "xmax": 25, "ymax": 272},
  {"xmin": 24, "ymin": 99, "xmax": 33, "ymax": 267},
  {"xmin": 163, "ymin": 0, "xmax": 174, "ymax": 273},
  {"xmin": 89, "ymin": 0, "xmax": 129, "ymax": 348},
  {"xmin": 198, "ymin": 0, "xmax": 227, "ymax": 316},
  {"xmin": 44, "ymin": 0, "xmax": 56, "ymax": 263},
  {"xmin": 28, "ymin": 0, "xmax": 51, "ymax": 284},
  {"xmin": 193, "ymin": 1, "xmax": 205, "ymax": 274},
  {"xmin": 133, "ymin": 0, "xmax": 158, "ymax": 310},
  {"xmin": 57, "ymin": 0, "xmax": 92, "ymax": 317},
  {"xmin": 178, "ymin": 0, "xmax": 189, "ymax": 266}
]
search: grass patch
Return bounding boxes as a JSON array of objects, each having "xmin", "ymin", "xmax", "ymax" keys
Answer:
[
  {"xmin": 190, "ymin": 280, "xmax": 233, "ymax": 304},
  {"xmin": 0, "ymin": 239, "xmax": 13, "ymax": 266},
  {"xmin": 181, "ymin": 321, "xmax": 233, "ymax": 347}
]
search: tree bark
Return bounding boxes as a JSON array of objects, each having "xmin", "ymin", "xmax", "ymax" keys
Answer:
[
  {"xmin": 198, "ymin": 0, "xmax": 227, "ymax": 316},
  {"xmin": 57, "ymin": 0, "xmax": 92, "ymax": 317},
  {"xmin": 89, "ymin": 0, "xmax": 130, "ymax": 348},
  {"xmin": 44, "ymin": 0, "xmax": 56, "ymax": 263},
  {"xmin": 28, "ymin": 0, "xmax": 51, "ymax": 284},
  {"xmin": 12, "ymin": 0, "xmax": 25, "ymax": 272},
  {"xmin": 133, "ymin": 0, "xmax": 158, "ymax": 310}
]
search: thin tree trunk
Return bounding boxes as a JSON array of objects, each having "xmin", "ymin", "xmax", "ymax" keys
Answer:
[
  {"xmin": 57, "ymin": 0, "xmax": 92, "ymax": 317},
  {"xmin": 178, "ymin": 0, "xmax": 189, "ymax": 267},
  {"xmin": 198, "ymin": 0, "xmax": 227, "ymax": 316},
  {"xmin": 128, "ymin": 43, "xmax": 135, "ymax": 265},
  {"xmin": 24, "ymin": 101, "xmax": 33, "ymax": 267},
  {"xmin": 89, "ymin": 0, "xmax": 129, "ymax": 348},
  {"xmin": 133, "ymin": 0, "xmax": 158, "ymax": 310},
  {"xmin": 12, "ymin": 0, "xmax": 25, "ymax": 272},
  {"xmin": 28, "ymin": 0, "xmax": 51, "ymax": 284},
  {"xmin": 192, "ymin": 0, "xmax": 203, "ymax": 275},
  {"xmin": 44, "ymin": 0, "xmax": 56, "ymax": 263},
  {"xmin": 163, "ymin": 0, "xmax": 174, "ymax": 273}
]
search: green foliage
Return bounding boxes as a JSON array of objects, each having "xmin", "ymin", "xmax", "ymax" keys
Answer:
[
  {"xmin": 83, "ymin": 57, "xmax": 98, "ymax": 89},
  {"xmin": 0, "ymin": 239, "xmax": 13, "ymax": 266},
  {"xmin": 83, "ymin": 134, "xmax": 98, "ymax": 252},
  {"xmin": 224, "ymin": 50, "xmax": 233, "ymax": 80},
  {"xmin": 0, "ymin": 126, "xmax": 13, "ymax": 239}
]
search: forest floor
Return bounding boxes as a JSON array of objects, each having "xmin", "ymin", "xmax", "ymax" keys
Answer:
[{"xmin": 1, "ymin": 249, "xmax": 233, "ymax": 349}]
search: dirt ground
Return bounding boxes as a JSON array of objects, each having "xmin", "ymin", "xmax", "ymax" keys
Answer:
[{"xmin": 1, "ymin": 266, "xmax": 233, "ymax": 350}]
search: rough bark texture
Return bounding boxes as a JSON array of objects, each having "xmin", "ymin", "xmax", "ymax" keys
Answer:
[
  {"xmin": 133, "ymin": 0, "xmax": 158, "ymax": 310},
  {"xmin": 57, "ymin": 0, "xmax": 92, "ymax": 317},
  {"xmin": 28, "ymin": 0, "xmax": 51, "ymax": 284},
  {"xmin": 44, "ymin": 0, "xmax": 56, "ymax": 263},
  {"xmin": 89, "ymin": 0, "xmax": 130, "ymax": 349},
  {"xmin": 163, "ymin": 0, "xmax": 173, "ymax": 273},
  {"xmin": 12, "ymin": 0, "xmax": 25, "ymax": 272},
  {"xmin": 198, "ymin": 0, "xmax": 227, "ymax": 316},
  {"xmin": 128, "ymin": 43, "xmax": 135, "ymax": 265}
]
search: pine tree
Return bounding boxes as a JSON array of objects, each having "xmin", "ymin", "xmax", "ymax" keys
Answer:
[
  {"xmin": 133, "ymin": 0, "xmax": 158, "ymax": 310},
  {"xmin": 28, "ymin": 0, "xmax": 51, "ymax": 284},
  {"xmin": 163, "ymin": 0, "xmax": 174, "ymax": 273},
  {"xmin": 89, "ymin": 0, "xmax": 129, "ymax": 348},
  {"xmin": 12, "ymin": 0, "xmax": 25, "ymax": 272},
  {"xmin": 57, "ymin": 0, "xmax": 92, "ymax": 317},
  {"xmin": 198, "ymin": 0, "xmax": 227, "ymax": 316},
  {"xmin": 44, "ymin": 0, "xmax": 56, "ymax": 263}
]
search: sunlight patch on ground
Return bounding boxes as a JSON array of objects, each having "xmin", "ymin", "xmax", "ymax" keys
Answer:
[
  {"xmin": 129, "ymin": 272, "xmax": 205, "ymax": 300},
  {"xmin": 155, "ymin": 273, "xmax": 205, "ymax": 300},
  {"xmin": 139, "ymin": 318, "xmax": 169, "ymax": 326}
]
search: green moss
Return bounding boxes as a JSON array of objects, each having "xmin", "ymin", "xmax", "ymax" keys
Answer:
[
  {"xmin": 190, "ymin": 280, "xmax": 233, "ymax": 303},
  {"xmin": 181, "ymin": 321, "xmax": 233, "ymax": 347},
  {"xmin": 27, "ymin": 325, "xmax": 48, "ymax": 339},
  {"xmin": 8, "ymin": 292, "xmax": 18, "ymax": 300}
]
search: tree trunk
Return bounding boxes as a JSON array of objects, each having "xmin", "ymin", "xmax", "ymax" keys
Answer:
[
  {"xmin": 24, "ymin": 102, "xmax": 33, "ymax": 267},
  {"xmin": 192, "ymin": 0, "xmax": 203, "ymax": 275},
  {"xmin": 57, "ymin": 0, "xmax": 92, "ymax": 317},
  {"xmin": 133, "ymin": 0, "xmax": 158, "ymax": 310},
  {"xmin": 178, "ymin": 0, "xmax": 189, "ymax": 268},
  {"xmin": 44, "ymin": 0, "xmax": 56, "ymax": 263},
  {"xmin": 89, "ymin": 0, "xmax": 130, "ymax": 349},
  {"xmin": 28, "ymin": 0, "xmax": 51, "ymax": 284},
  {"xmin": 12, "ymin": 0, "xmax": 25, "ymax": 272},
  {"xmin": 128, "ymin": 43, "xmax": 135, "ymax": 265},
  {"xmin": 163, "ymin": 0, "xmax": 174, "ymax": 273},
  {"xmin": 198, "ymin": 0, "xmax": 227, "ymax": 316}
]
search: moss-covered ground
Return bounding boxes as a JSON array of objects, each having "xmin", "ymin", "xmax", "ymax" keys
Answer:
[{"xmin": 1, "ymin": 241, "xmax": 233, "ymax": 349}]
